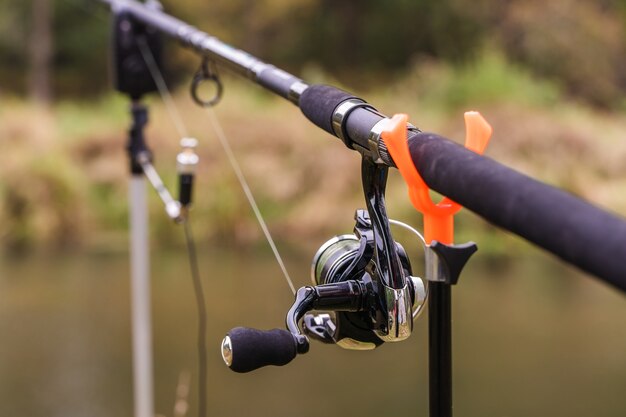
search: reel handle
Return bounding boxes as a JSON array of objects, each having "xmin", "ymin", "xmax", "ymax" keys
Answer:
[
  {"xmin": 221, "ymin": 327, "xmax": 304, "ymax": 373},
  {"xmin": 222, "ymin": 281, "xmax": 368, "ymax": 373}
]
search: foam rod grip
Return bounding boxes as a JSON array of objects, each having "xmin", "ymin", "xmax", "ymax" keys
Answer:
[
  {"xmin": 299, "ymin": 84, "xmax": 359, "ymax": 135},
  {"xmin": 224, "ymin": 327, "xmax": 297, "ymax": 373},
  {"xmin": 407, "ymin": 131, "xmax": 626, "ymax": 292}
]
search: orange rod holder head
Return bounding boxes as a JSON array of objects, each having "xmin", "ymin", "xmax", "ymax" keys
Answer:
[{"xmin": 381, "ymin": 111, "xmax": 492, "ymax": 245}]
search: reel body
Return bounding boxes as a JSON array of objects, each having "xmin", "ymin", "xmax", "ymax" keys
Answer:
[
  {"xmin": 222, "ymin": 157, "xmax": 427, "ymax": 373},
  {"xmin": 306, "ymin": 210, "xmax": 415, "ymax": 350}
]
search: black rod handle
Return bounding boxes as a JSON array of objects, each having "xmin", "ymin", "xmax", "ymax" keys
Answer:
[{"xmin": 408, "ymin": 132, "xmax": 626, "ymax": 292}]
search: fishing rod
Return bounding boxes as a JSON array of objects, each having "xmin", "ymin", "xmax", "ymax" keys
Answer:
[
  {"xmin": 99, "ymin": 1, "xmax": 626, "ymax": 417},
  {"xmin": 101, "ymin": 0, "xmax": 626, "ymax": 292}
]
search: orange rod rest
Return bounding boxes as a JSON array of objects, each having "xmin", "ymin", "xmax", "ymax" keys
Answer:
[{"xmin": 381, "ymin": 112, "xmax": 492, "ymax": 245}]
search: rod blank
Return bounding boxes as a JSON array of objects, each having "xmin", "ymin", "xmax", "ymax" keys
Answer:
[
  {"xmin": 102, "ymin": 0, "xmax": 308, "ymax": 102},
  {"xmin": 408, "ymin": 132, "xmax": 626, "ymax": 292}
]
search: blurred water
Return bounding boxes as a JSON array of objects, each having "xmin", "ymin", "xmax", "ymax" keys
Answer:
[{"xmin": 0, "ymin": 245, "xmax": 624, "ymax": 417}]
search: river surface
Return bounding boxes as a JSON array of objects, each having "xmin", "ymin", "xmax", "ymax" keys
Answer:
[{"xmin": 1, "ymin": 244, "xmax": 625, "ymax": 417}]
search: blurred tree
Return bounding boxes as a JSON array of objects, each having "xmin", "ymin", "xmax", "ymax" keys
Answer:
[
  {"xmin": 281, "ymin": 0, "xmax": 486, "ymax": 80},
  {"xmin": 29, "ymin": 0, "xmax": 53, "ymax": 104},
  {"xmin": 52, "ymin": 0, "xmax": 108, "ymax": 96},
  {"xmin": 0, "ymin": 0, "xmax": 28, "ymax": 96},
  {"xmin": 497, "ymin": 0, "xmax": 626, "ymax": 107},
  {"xmin": 0, "ymin": 0, "xmax": 108, "ymax": 98},
  {"xmin": 0, "ymin": 0, "xmax": 487, "ymax": 97},
  {"xmin": 2, "ymin": 0, "xmax": 626, "ymax": 108}
]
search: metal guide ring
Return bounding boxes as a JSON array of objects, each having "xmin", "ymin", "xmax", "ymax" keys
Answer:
[{"xmin": 190, "ymin": 57, "xmax": 223, "ymax": 107}]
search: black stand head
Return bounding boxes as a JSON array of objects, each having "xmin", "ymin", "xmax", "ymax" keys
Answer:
[
  {"xmin": 429, "ymin": 241, "xmax": 478, "ymax": 285},
  {"xmin": 112, "ymin": 6, "xmax": 163, "ymax": 99},
  {"xmin": 127, "ymin": 103, "xmax": 151, "ymax": 175}
]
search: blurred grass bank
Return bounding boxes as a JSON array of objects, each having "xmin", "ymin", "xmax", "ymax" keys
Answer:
[{"xmin": 2, "ymin": 52, "xmax": 626, "ymax": 258}]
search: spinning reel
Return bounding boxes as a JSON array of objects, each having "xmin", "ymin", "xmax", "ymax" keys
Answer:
[
  {"xmin": 303, "ymin": 208, "xmax": 426, "ymax": 349},
  {"xmin": 221, "ymin": 156, "xmax": 427, "ymax": 373}
]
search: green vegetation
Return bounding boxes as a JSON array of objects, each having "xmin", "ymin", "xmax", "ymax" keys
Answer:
[
  {"xmin": 406, "ymin": 50, "xmax": 561, "ymax": 110},
  {"xmin": 4, "ymin": 0, "xmax": 626, "ymax": 108},
  {"xmin": 2, "ymin": 54, "xmax": 626, "ymax": 253},
  {"xmin": 2, "ymin": 0, "xmax": 626, "ymax": 253}
]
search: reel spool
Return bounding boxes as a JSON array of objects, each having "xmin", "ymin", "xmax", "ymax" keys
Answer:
[{"xmin": 311, "ymin": 234, "xmax": 360, "ymax": 285}]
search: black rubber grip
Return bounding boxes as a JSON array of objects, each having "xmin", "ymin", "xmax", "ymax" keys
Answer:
[
  {"xmin": 226, "ymin": 327, "xmax": 297, "ymax": 373},
  {"xmin": 407, "ymin": 131, "xmax": 626, "ymax": 292},
  {"xmin": 299, "ymin": 84, "xmax": 359, "ymax": 135}
]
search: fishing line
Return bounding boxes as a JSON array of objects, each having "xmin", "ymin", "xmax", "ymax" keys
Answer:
[
  {"xmin": 137, "ymin": 37, "xmax": 296, "ymax": 296},
  {"xmin": 203, "ymin": 107, "xmax": 296, "ymax": 295},
  {"xmin": 183, "ymin": 220, "xmax": 207, "ymax": 417},
  {"xmin": 137, "ymin": 38, "xmax": 189, "ymax": 139},
  {"xmin": 69, "ymin": 0, "xmax": 296, "ymax": 296},
  {"xmin": 137, "ymin": 34, "xmax": 296, "ymax": 415}
]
